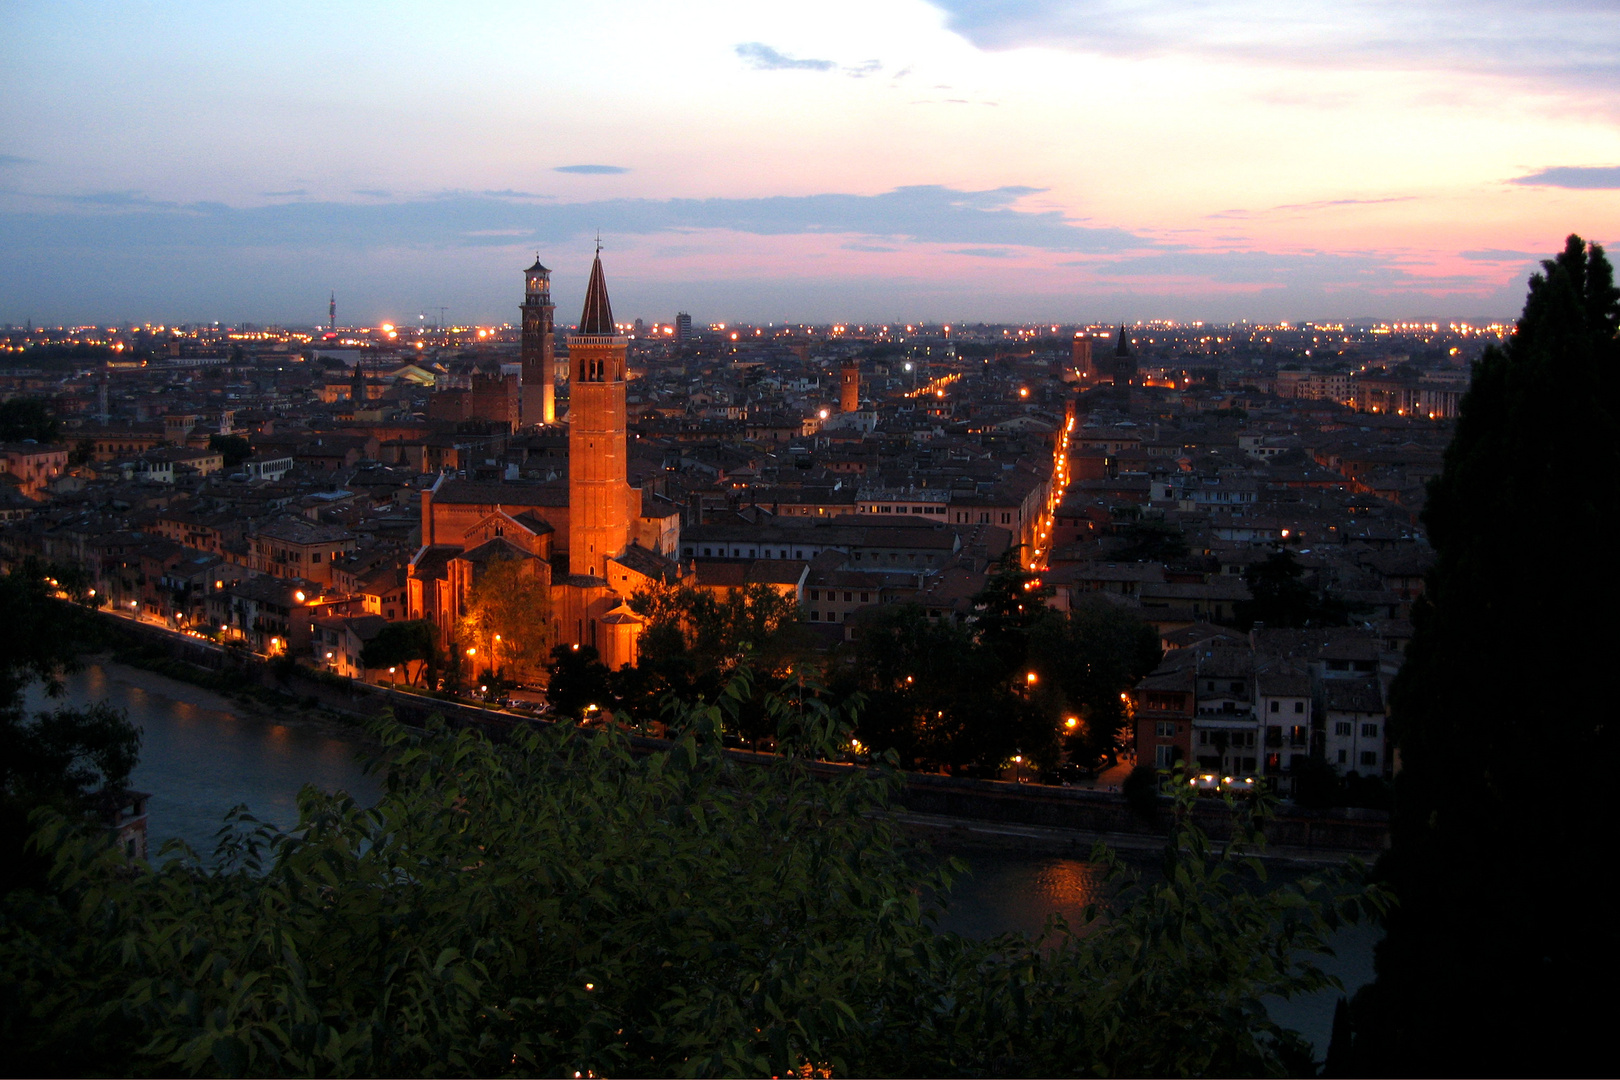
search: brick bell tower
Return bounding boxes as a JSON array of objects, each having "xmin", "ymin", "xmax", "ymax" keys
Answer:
[
  {"xmin": 840, "ymin": 356, "xmax": 860, "ymax": 413},
  {"xmin": 567, "ymin": 248, "xmax": 633, "ymax": 579},
  {"xmin": 520, "ymin": 256, "xmax": 556, "ymax": 425}
]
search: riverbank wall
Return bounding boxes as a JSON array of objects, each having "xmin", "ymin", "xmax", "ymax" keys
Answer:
[{"xmin": 100, "ymin": 613, "xmax": 1390, "ymax": 857}]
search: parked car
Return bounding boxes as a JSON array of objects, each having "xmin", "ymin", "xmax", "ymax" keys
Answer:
[
  {"xmin": 1189, "ymin": 772, "xmax": 1221, "ymax": 795},
  {"xmin": 1221, "ymin": 774, "xmax": 1260, "ymax": 798}
]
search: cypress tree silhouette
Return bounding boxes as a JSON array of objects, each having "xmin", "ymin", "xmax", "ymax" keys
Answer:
[{"xmin": 1348, "ymin": 236, "xmax": 1619, "ymax": 1075}]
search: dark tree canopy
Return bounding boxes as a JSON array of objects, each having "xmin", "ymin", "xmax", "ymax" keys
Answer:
[
  {"xmin": 545, "ymin": 643, "xmax": 613, "ymax": 719},
  {"xmin": 620, "ymin": 583, "xmax": 812, "ymax": 740},
  {"xmin": 358, "ymin": 620, "xmax": 439, "ymax": 686},
  {"xmin": 1029, "ymin": 598, "xmax": 1164, "ymax": 763},
  {"xmin": 834, "ymin": 602, "xmax": 1011, "ymax": 769},
  {"xmin": 208, "ymin": 433, "xmax": 252, "ymax": 468},
  {"xmin": 1237, "ymin": 549, "xmax": 1354, "ymax": 630},
  {"xmin": 1346, "ymin": 236, "xmax": 1620, "ymax": 1075},
  {"xmin": 1112, "ymin": 520, "xmax": 1190, "ymax": 564},
  {"xmin": 837, "ymin": 578, "xmax": 1160, "ymax": 775},
  {"xmin": 0, "ymin": 673, "xmax": 1380, "ymax": 1078},
  {"xmin": 0, "ymin": 397, "xmax": 59, "ymax": 443}
]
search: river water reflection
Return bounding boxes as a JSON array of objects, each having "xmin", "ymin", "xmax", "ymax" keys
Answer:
[
  {"xmin": 37, "ymin": 661, "xmax": 1369, "ymax": 1056},
  {"xmin": 28, "ymin": 662, "xmax": 381, "ymax": 857}
]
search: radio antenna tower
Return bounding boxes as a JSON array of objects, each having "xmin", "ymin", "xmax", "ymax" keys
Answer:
[{"xmin": 329, "ymin": 292, "xmax": 336, "ymax": 332}]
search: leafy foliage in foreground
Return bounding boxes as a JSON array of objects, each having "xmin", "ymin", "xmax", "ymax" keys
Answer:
[
  {"xmin": 1, "ymin": 672, "xmax": 1379, "ymax": 1077},
  {"xmin": 0, "ymin": 564, "xmax": 141, "ymax": 894}
]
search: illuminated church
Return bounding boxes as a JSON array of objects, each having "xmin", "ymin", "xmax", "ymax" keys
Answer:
[{"xmin": 407, "ymin": 251, "xmax": 682, "ymax": 670}]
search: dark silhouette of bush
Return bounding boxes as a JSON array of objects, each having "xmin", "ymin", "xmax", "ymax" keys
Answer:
[
  {"xmin": 1123, "ymin": 764, "xmax": 1160, "ymax": 820},
  {"xmin": 1289, "ymin": 756, "xmax": 1341, "ymax": 809}
]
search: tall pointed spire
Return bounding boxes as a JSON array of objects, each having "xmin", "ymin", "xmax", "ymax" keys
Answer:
[
  {"xmin": 578, "ymin": 249, "xmax": 615, "ymax": 334},
  {"xmin": 1114, "ymin": 323, "xmax": 1131, "ymax": 357}
]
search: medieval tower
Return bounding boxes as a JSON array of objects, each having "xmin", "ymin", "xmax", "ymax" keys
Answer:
[
  {"xmin": 840, "ymin": 356, "xmax": 860, "ymax": 413},
  {"xmin": 520, "ymin": 257, "xmax": 556, "ymax": 425},
  {"xmin": 1112, "ymin": 324, "xmax": 1136, "ymax": 386},
  {"xmin": 567, "ymin": 250, "xmax": 634, "ymax": 579}
]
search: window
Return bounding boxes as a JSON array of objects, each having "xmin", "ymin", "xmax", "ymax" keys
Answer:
[
  {"xmin": 1154, "ymin": 745, "xmax": 1178, "ymax": 768},
  {"xmin": 1335, "ymin": 721, "xmax": 1352, "ymax": 736},
  {"xmin": 809, "ymin": 611, "xmax": 819, "ymax": 621},
  {"xmin": 1360, "ymin": 750, "xmax": 1379, "ymax": 766},
  {"xmin": 1269, "ymin": 700, "xmax": 1279, "ymax": 713},
  {"xmin": 844, "ymin": 591, "xmax": 853, "ymax": 602},
  {"xmin": 1362, "ymin": 722, "xmax": 1379, "ymax": 738},
  {"xmin": 1294, "ymin": 701, "xmax": 1304, "ymax": 714},
  {"xmin": 1001, "ymin": 512, "xmax": 1012, "ymax": 524},
  {"xmin": 810, "ymin": 589, "xmax": 819, "ymax": 601},
  {"xmin": 860, "ymin": 592, "xmax": 869, "ymax": 603},
  {"xmin": 1230, "ymin": 681, "xmax": 1243, "ymax": 693},
  {"xmin": 1155, "ymin": 721, "xmax": 1177, "ymax": 737},
  {"xmin": 1289, "ymin": 726, "xmax": 1308, "ymax": 747},
  {"xmin": 1337, "ymin": 749, "xmax": 1348, "ymax": 764}
]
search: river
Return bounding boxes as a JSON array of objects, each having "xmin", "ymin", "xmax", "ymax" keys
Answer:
[
  {"xmin": 30, "ymin": 660, "xmax": 1374, "ymax": 1057},
  {"xmin": 24, "ymin": 661, "xmax": 383, "ymax": 859}
]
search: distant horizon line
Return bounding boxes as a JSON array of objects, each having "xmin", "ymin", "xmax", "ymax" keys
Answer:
[{"xmin": 4, "ymin": 314, "xmax": 1521, "ymax": 332}]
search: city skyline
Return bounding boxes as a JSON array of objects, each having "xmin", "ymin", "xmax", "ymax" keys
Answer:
[{"xmin": 3, "ymin": 0, "xmax": 1618, "ymax": 325}]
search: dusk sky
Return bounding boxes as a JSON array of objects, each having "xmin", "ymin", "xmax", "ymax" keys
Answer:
[{"xmin": 3, "ymin": 0, "xmax": 1618, "ymax": 327}]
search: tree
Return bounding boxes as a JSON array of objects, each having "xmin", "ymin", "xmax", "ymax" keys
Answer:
[
  {"xmin": 1239, "ymin": 549, "xmax": 1315, "ymax": 628},
  {"xmin": 0, "ymin": 564, "xmax": 141, "ymax": 893},
  {"xmin": 0, "ymin": 398, "xmax": 58, "ymax": 443},
  {"xmin": 970, "ymin": 546, "xmax": 1052, "ymax": 679},
  {"xmin": 545, "ymin": 643, "xmax": 613, "ymax": 719},
  {"xmin": 1112, "ymin": 520, "xmax": 1190, "ymax": 564},
  {"xmin": 0, "ymin": 668, "xmax": 1382, "ymax": 1078},
  {"xmin": 834, "ymin": 602, "xmax": 1009, "ymax": 770},
  {"xmin": 459, "ymin": 553, "xmax": 554, "ymax": 682},
  {"xmin": 1346, "ymin": 236, "xmax": 1620, "ymax": 1075},
  {"xmin": 1029, "ymin": 598, "xmax": 1163, "ymax": 765},
  {"xmin": 209, "ymin": 433, "xmax": 252, "ymax": 468},
  {"xmin": 1237, "ymin": 549, "xmax": 1354, "ymax": 630},
  {"xmin": 625, "ymin": 583, "xmax": 813, "ymax": 735},
  {"xmin": 358, "ymin": 620, "xmax": 439, "ymax": 687}
]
